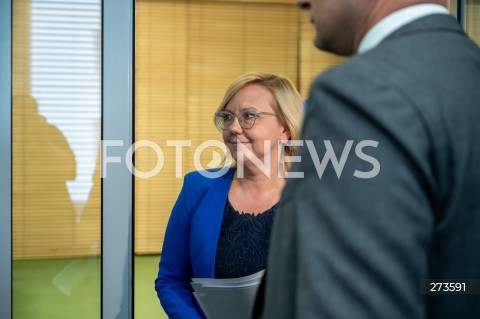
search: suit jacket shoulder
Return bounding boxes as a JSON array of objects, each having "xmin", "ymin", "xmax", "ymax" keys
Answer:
[{"xmin": 285, "ymin": 13, "xmax": 480, "ymax": 319}]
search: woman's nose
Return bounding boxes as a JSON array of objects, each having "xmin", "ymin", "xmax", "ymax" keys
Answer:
[{"xmin": 228, "ymin": 117, "xmax": 243, "ymax": 133}]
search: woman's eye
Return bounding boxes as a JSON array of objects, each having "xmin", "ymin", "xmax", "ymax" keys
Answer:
[
  {"xmin": 243, "ymin": 111, "xmax": 256, "ymax": 120},
  {"xmin": 223, "ymin": 113, "xmax": 234, "ymax": 121}
]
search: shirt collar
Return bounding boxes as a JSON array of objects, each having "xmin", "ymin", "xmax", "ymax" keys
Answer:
[{"xmin": 357, "ymin": 4, "xmax": 449, "ymax": 54}]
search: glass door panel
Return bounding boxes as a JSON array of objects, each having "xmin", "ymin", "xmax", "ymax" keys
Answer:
[
  {"xmin": 134, "ymin": 1, "xmax": 343, "ymax": 318},
  {"xmin": 12, "ymin": 0, "xmax": 102, "ymax": 318}
]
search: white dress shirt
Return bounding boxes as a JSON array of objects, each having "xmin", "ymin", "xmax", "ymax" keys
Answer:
[{"xmin": 357, "ymin": 4, "xmax": 450, "ymax": 54}]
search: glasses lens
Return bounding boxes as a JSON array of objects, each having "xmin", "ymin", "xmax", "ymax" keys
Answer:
[
  {"xmin": 239, "ymin": 109, "xmax": 257, "ymax": 128},
  {"xmin": 215, "ymin": 111, "xmax": 233, "ymax": 129},
  {"xmin": 215, "ymin": 112, "xmax": 224, "ymax": 129}
]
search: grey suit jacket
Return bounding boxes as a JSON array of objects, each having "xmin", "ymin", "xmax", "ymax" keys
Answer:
[{"xmin": 263, "ymin": 14, "xmax": 480, "ymax": 319}]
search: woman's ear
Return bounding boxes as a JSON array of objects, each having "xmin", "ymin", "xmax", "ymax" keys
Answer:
[{"xmin": 281, "ymin": 125, "xmax": 291, "ymax": 142}]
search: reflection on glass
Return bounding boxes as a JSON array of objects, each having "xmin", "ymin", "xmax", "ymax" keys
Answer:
[
  {"xmin": 13, "ymin": 95, "xmax": 77, "ymax": 256},
  {"xmin": 466, "ymin": 0, "xmax": 480, "ymax": 45},
  {"xmin": 13, "ymin": 0, "xmax": 101, "ymax": 318}
]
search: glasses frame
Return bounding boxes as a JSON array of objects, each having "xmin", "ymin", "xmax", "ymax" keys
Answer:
[{"xmin": 214, "ymin": 108, "xmax": 277, "ymax": 130}]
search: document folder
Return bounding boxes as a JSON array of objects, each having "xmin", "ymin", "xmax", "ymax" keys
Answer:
[{"xmin": 190, "ymin": 270, "xmax": 265, "ymax": 319}]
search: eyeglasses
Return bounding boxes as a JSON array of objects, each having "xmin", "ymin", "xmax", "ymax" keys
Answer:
[{"xmin": 214, "ymin": 109, "xmax": 277, "ymax": 130}]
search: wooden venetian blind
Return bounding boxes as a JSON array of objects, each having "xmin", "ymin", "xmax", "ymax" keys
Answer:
[
  {"xmin": 135, "ymin": 0, "xmax": 302, "ymax": 254},
  {"xmin": 466, "ymin": 0, "xmax": 480, "ymax": 45}
]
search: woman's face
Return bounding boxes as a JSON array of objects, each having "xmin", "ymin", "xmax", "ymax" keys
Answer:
[{"xmin": 222, "ymin": 84, "xmax": 290, "ymax": 170}]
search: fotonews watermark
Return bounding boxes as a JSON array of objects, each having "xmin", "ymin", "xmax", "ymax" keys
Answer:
[{"xmin": 100, "ymin": 139, "xmax": 380, "ymax": 179}]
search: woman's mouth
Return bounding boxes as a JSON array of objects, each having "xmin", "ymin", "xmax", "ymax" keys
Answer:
[{"xmin": 230, "ymin": 140, "xmax": 249, "ymax": 147}]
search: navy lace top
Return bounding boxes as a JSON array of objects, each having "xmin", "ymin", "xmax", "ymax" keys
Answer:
[{"xmin": 214, "ymin": 199, "xmax": 276, "ymax": 279}]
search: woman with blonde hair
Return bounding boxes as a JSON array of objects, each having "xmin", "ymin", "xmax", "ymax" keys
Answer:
[{"xmin": 155, "ymin": 72, "xmax": 303, "ymax": 318}]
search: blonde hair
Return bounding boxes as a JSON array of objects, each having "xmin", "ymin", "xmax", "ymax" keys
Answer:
[{"xmin": 215, "ymin": 72, "xmax": 303, "ymax": 170}]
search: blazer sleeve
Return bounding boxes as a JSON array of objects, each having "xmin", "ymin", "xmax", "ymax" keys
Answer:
[{"xmin": 155, "ymin": 174, "xmax": 205, "ymax": 319}]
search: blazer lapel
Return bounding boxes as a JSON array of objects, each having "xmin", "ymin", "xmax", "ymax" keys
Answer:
[{"xmin": 190, "ymin": 168, "xmax": 235, "ymax": 278}]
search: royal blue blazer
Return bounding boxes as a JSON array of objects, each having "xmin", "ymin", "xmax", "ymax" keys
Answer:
[{"xmin": 155, "ymin": 168, "xmax": 236, "ymax": 319}]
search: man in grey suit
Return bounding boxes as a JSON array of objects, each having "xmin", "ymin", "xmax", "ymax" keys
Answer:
[{"xmin": 262, "ymin": 0, "xmax": 480, "ymax": 318}]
